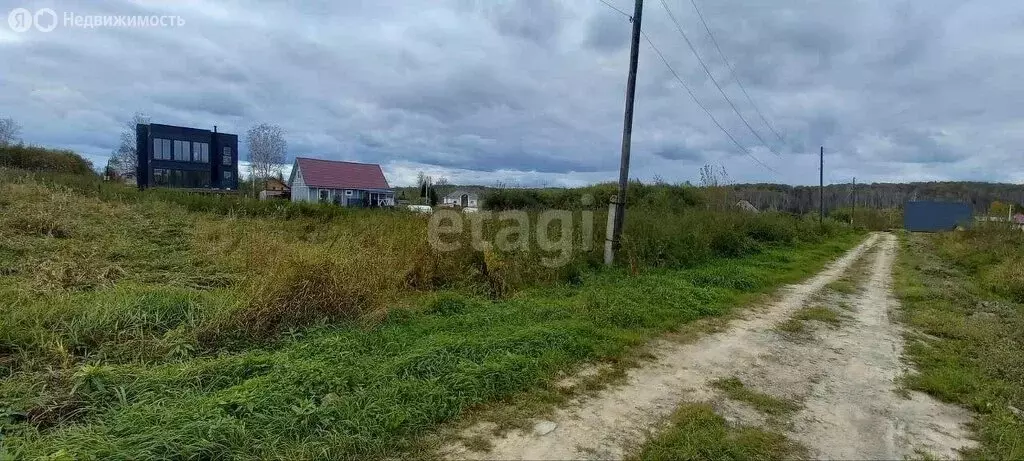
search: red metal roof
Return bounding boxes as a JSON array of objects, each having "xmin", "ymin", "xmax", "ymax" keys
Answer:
[{"xmin": 295, "ymin": 157, "xmax": 391, "ymax": 190}]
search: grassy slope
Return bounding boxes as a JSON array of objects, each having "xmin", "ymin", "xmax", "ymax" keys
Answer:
[
  {"xmin": 0, "ymin": 173, "xmax": 863, "ymax": 458},
  {"xmin": 893, "ymin": 230, "xmax": 1024, "ymax": 459}
]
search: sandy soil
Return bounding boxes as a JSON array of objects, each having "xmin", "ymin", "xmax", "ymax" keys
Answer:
[{"xmin": 444, "ymin": 233, "xmax": 977, "ymax": 460}]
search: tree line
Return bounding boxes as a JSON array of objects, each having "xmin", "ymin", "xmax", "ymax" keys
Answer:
[{"xmin": 730, "ymin": 182, "xmax": 1024, "ymax": 215}]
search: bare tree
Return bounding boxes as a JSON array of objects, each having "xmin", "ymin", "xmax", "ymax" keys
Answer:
[
  {"xmin": 245, "ymin": 123, "xmax": 287, "ymax": 179},
  {"xmin": 0, "ymin": 117, "xmax": 22, "ymax": 146},
  {"xmin": 109, "ymin": 112, "xmax": 150, "ymax": 178}
]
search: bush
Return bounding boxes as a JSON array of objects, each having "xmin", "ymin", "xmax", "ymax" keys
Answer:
[
  {"xmin": 744, "ymin": 213, "xmax": 796, "ymax": 243},
  {"xmin": 0, "ymin": 144, "xmax": 94, "ymax": 175}
]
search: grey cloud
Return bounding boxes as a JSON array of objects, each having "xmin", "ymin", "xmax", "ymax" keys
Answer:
[
  {"xmin": 653, "ymin": 145, "xmax": 704, "ymax": 162},
  {"xmin": 1, "ymin": 0, "xmax": 1022, "ymax": 186},
  {"xmin": 486, "ymin": 0, "xmax": 566, "ymax": 44},
  {"xmin": 585, "ymin": 12, "xmax": 628, "ymax": 52}
]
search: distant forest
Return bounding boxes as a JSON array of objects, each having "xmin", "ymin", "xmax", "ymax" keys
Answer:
[{"xmin": 730, "ymin": 182, "xmax": 1024, "ymax": 215}]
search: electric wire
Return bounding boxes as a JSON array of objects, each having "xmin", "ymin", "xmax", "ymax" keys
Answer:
[
  {"xmin": 658, "ymin": 0, "xmax": 783, "ymax": 156},
  {"xmin": 687, "ymin": 0, "xmax": 786, "ymax": 144}
]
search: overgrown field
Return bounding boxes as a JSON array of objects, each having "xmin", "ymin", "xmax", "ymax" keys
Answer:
[
  {"xmin": 894, "ymin": 226, "xmax": 1024, "ymax": 459},
  {"xmin": 1, "ymin": 167, "xmax": 860, "ymax": 458}
]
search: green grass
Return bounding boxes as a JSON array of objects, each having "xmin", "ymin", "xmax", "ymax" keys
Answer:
[
  {"xmin": 710, "ymin": 377, "xmax": 801, "ymax": 416},
  {"xmin": 0, "ymin": 170, "xmax": 864, "ymax": 458},
  {"xmin": 793, "ymin": 306, "xmax": 843, "ymax": 327},
  {"xmin": 776, "ymin": 318, "xmax": 809, "ymax": 336},
  {"xmin": 893, "ymin": 229, "xmax": 1024, "ymax": 459},
  {"xmin": 825, "ymin": 279, "xmax": 858, "ymax": 294},
  {"xmin": 776, "ymin": 305, "xmax": 843, "ymax": 340},
  {"xmin": 631, "ymin": 403, "xmax": 806, "ymax": 461}
]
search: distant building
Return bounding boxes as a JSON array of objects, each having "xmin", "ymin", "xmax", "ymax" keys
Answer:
[
  {"xmin": 259, "ymin": 177, "xmax": 290, "ymax": 200},
  {"xmin": 735, "ymin": 200, "xmax": 759, "ymax": 213},
  {"xmin": 135, "ymin": 123, "xmax": 238, "ymax": 189},
  {"xmin": 443, "ymin": 189, "xmax": 484, "ymax": 208},
  {"xmin": 904, "ymin": 201, "xmax": 973, "ymax": 232},
  {"xmin": 288, "ymin": 157, "xmax": 394, "ymax": 207}
]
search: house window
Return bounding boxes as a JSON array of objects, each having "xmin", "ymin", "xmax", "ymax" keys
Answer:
[
  {"xmin": 172, "ymin": 140, "xmax": 189, "ymax": 161},
  {"xmin": 192, "ymin": 142, "xmax": 209, "ymax": 163},
  {"xmin": 153, "ymin": 138, "xmax": 173, "ymax": 160},
  {"xmin": 222, "ymin": 147, "xmax": 232, "ymax": 166},
  {"xmin": 345, "ymin": 190, "xmax": 353, "ymax": 196},
  {"xmin": 319, "ymin": 189, "xmax": 330, "ymax": 202},
  {"xmin": 153, "ymin": 168, "xmax": 169, "ymax": 185},
  {"xmin": 152, "ymin": 168, "xmax": 210, "ymax": 188}
]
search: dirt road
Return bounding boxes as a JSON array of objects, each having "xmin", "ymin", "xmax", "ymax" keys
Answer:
[{"xmin": 446, "ymin": 233, "xmax": 977, "ymax": 460}]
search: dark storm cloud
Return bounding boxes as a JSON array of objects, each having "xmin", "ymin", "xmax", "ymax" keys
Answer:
[
  {"xmin": 1, "ymin": 0, "xmax": 1022, "ymax": 186},
  {"xmin": 653, "ymin": 145, "xmax": 704, "ymax": 162}
]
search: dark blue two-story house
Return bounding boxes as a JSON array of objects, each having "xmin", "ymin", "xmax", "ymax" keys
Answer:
[{"xmin": 135, "ymin": 123, "xmax": 238, "ymax": 189}]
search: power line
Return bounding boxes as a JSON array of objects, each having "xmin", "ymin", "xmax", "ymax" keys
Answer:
[
  {"xmin": 658, "ymin": 0, "xmax": 783, "ymax": 157},
  {"xmin": 596, "ymin": 0, "xmax": 778, "ymax": 176},
  {"xmin": 597, "ymin": 0, "xmax": 632, "ymax": 19},
  {"xmin": 642, "ymin": 30, "xmax": 779, "ymax": 175},
  {"xmin": 687, "ymin": 0, "xmax": 786, "ymax": 145}
]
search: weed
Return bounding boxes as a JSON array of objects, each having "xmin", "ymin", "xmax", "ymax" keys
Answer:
[
  {"xmin": 793, "ymin": 306, "xmax": 843, "ymax": 327},
  {"xmin": 710, "ymin": 377, "xmax": 801, "ymax": 416},
  {"xmin": 826, "ymin": 279, "xmax": 858, "ymax": 294},
  {"xmin": 777, "ymin": 318, "xmax": 808, "ymax": 336},
  {"xmin": 631, "ymin": 403, "xmax": 807, "ymax": 460}
]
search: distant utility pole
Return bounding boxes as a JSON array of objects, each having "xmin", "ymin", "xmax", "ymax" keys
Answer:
[
  {"xmin": 852, "ymin": 177, "xmax": 857, "ymax": 227},
  {"xmin": 606, "ymin": 0, "xmax": 644, "ymax": 266},
  {"xmin": 819, "ymin": 146, "xmax": 824, "ymax": 226}
]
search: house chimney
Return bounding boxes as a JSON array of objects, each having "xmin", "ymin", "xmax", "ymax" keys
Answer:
[{"xmin": 213, "ymin": 125, "xmax": 218, "ymax": 133}]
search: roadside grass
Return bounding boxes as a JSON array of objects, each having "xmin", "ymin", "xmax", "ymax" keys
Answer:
[
  {"xmin": 0, "ymin": 169, "xmax": 864, "ymax": 458},
  {"xmin": 631, "ymin": 403, "xmax": 807, "ymax": 461},
  {"xmin": 894, "ymin": 229, "xmax": 1024, "ymax": 459},
  {"xmin": 0, "ymin": 234, "xmax": 863, "ymax": 459},
  {"xmin": 710, "ymin": 377, "xmax": 801, "ymax": 416}
]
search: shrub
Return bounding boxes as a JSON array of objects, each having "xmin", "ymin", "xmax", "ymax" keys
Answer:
[
  {"xmin": 481, "ymin": 189, "xmax": 544, "ymax": 211},
  {"xmin": 744, "ymin": 213, "xmax": 796, "ymax": 244},
  {"xmin": 0, "ymin": 145, "xmax": 94, "ymax": 175}
]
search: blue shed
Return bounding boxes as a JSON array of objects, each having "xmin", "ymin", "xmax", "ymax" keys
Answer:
[{"xmin": 904, "ymin": 201, "xmax": 973, "ymax": 232}]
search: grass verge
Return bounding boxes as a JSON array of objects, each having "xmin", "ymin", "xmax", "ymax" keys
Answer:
[
  {"xmin": 893, "ymin": 229, "xmax": 1024, "ymax": 459},
  {"xmin": 1, "ymin": 234, "xmax": 863, "ymax": 459}
]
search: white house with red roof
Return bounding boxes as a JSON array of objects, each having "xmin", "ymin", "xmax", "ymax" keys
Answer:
[{"xmin": 288, "ymin": 157, "xmax": 395, "ymax": 207}]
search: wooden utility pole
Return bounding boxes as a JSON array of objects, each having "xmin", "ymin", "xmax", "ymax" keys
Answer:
[
  {"xmin": 606, "ymin": 0, "xmax": 644, "ymax": 266},
  {"xmin": 819, "ymin": 146, "xmax": 824, "ymax": 226},
  {"xmin": 852, "ymin": 177, "xmax": 857, "ymax": 227}
]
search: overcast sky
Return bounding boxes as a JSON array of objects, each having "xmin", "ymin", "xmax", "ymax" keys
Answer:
[{"xmin": 1, "ymin": 0, "xmax": 1022, "ymax": 187}]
